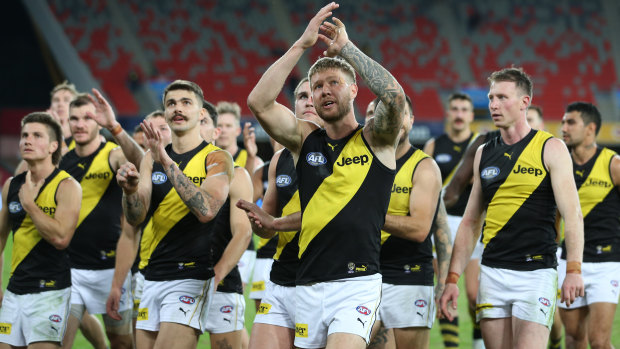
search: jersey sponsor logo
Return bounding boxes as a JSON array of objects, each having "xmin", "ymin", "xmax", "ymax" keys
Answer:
[
  {"xmin": 347, "ymin": 262, "xmax": 368, "ymax": 273},
  {"xmin": 251, "ymin": 280, "xmax": 265, "ymax": 291},
  {"xmin": 481, "ymin": 166, "xmax": 500, "ymax": 179},
  {"xmin": 100, "ymin": 250, "xmax": 116, "ymax": 260},
  {"xmin": 8, "ymin": 201, "xmax": 22, "ymax": 214},
  {"xmin": 538, "ymin": 297, "xmax": 551, "ymax": 307},
  {"xmin": 512, "ymin": 164, "xmax": 543, "ymax": 176},
  {"xmin": 39, "ymin": 279, "xmax": 56, "ymax": 288},
  {"xmin": 38, "ymin": 205, "xmax": 56, "ymax": 216},
  {"xmin": 391, "ymin": 184, "xmax": 411, "ymax": 194},
  {"xmin": 596, "ymin": 245, "xmax": 612, "ymax": 254},
  {"xmin": 276, "ymin": 174, "xmax": 292, "ymax": 187},
  {"xmin": 335, "ymin": 154, "xmax": 369, "ymax": 167},
  {"xmin": 49, "ymin": 315, "xmax": 62, "ymax": 323},
  {"xmin": 414, "ymin": 299, "xmax": 427, "ymax": 308},
  {"xmin": 84, "ymin": 172, "xmax": 111, "ymax": 180},
  {"xmin": 611, "ymin": 280, "xmax": 619, "ymax": 288},
  {"xmin": 186, "ymin": 175, "xmax": 206, "ymax": 185},
  {"xmin": 0, "ymin": 323, "xmax": 11, "ymax": 335},
  {"xmin": 137, "ymin": 308, "xmax": 148, "ymax": 320},
  {"xmin": 295, "ymin": 323, "xmax": 308, "ymax": 338},
  {"xmin": 306, "ymin": 152, "xmax": 327, "ymax": 166},
  {"xmin": 435, "ymin": 153, "xmax": 451, "ymax": 163},
  {"xmin": 403, "ymin": 264, "xmax": 421, "ymax": 273},
  {"xmin": 582, "ymin": 178, "xmax": 612, "ymax": 188},
  {"xmin": 179, "ymin": 295, "xmax": 196, "ymax": 305},
  {"xmin": 356, "ymin": 305, "xmax": 371, "ymax": 315},
  {"xmin": 220, "ymin": 305, "xmax": 233, "ymax": 313},
  {"xmin": 257, "ymin": 303, "xmax": 271, "ymax": 314},
  {"xmin": 152, "ymin": 171, "xmax": 167, "ymax": 184}
]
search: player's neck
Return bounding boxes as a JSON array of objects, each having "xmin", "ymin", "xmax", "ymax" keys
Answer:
[
  {"xmin": 396, "ymin": 140, "xmax": 412, "ymax": 159},
  {"xmin": 447, "ymin": 128, "xmax": 472, "ymax": 143},
  {"xmin": 571, "ymin": 140, "xmax": 598, "ymax": 165},
  {"xmin": 172, "ymin": 128, "xmax": 203, "ymax": 154},
  {"xmin": 26, "ymin": 160, "xmax": 55, "ymax": 182},
  {"xmin": 74, "ymin": 138, "xmax": 101, "ymax": 158},
  {"xmin": 499, "ymin": 120, "xmax": 531, "ymax": 145},
  {"xmin": 325, "ymin": 114, "xmax": 358, "ymax": 140}
]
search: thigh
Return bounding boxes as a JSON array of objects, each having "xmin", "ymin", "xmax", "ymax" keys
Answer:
[
  {"xmin": 71, "ymin": 269, "xmax": 132, "ymax": 315},
  {"xmin": 210, "ymin": 330, "xmax": 242, "ymax": 349},
  {"xmin": 0, "ymin": 291, "xmax": 26, "ymax": 347},
  {"xmin": 254, "ymin": 282, "xmax": 296, "ymax": 329},
  {"xmin": 480, "ymin": 318, "xmax": 512, "ymax": 349},
  {"xmin": 249, "ymin": 323, "xmax": 294, "ymax": 349},
  {"xmin": 153, "ymin": 322, "xmax": 198, "ymax": 349},
  {"xmin": 325, "ymin": 332, "xmax": 366, "ymax": 349},
  {"xmin": 102, "ymin": 310, "xmax": 133, "ymax": 335},
  {"xmin": 586, "ymin": 302, "xmax": 617, "ymax": 345},
  {"xmin": 393, "ymin": 327, "xmax": 429, "ymax": 349},
  {"xmin": 136, "ymin": 329, "xmax": 157, "ymax": 349},
  {"xmin": 559, "ymin": 307, "xmax": 588, "ymax": 339},
  {"xmin": 512, "ymin": 317, "xmax": 550, "ymax": 349}
]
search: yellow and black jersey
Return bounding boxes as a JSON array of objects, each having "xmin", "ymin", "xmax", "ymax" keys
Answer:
[
  {"xmin": 60, "ymin": 142, "xmax": 121, "ymax": 269},
  {"xmin": 209, "ymin": 197, "xmax": 242, "ymax": 294},
  {"xmin": 66, "ymin": 136, "xmax": 76, "ymax": 150},
  {"xmin": 142, "ymin": 141, "xmax": 224, "ymax": 281},
  {"xmin": 270, "ymin": 148, "xmax": 300, "ymax": 287},
  {"xmin": 433, "ymin": 132, "xmax": 478, "ymax": 216},
  {"xmin": 233, "ymin": 148, "xmax": 248, "ymax": 168},
  {"xmin": 6, "ymin": 169, "xmax": 72, "ymax": 294},
  {"xmin": 380, "ymin": 147, "xmax": 435, "ymax": 286},
  {"xmin": 256, "ymin": 160, "xmax": 279, "ymax": 259},
  {"xmin": 561, "ymin": 147, "xmax": 620, "ymax": 262},
  {"xmin": 296, "ymin": 126, "xmax": 395, "ymax": 284},
  {"xmin": 479, "ymin": 129, "xmax": 557, "ymax": 271}
]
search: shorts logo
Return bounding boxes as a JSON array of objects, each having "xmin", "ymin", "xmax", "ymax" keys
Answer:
[
  {"xmin": 414, "ymin": 299, "xmax": 427, "ymax": 308},
  {"xmin": 137, "ymin": 308, "xmax": 148, "ymax": 321},
  {"xmin": 152, "ymin": 171, "xmax": 167, "ymax": 184},
  {"xmin": 611, "ymin": 280, "xmax": 619, "ymax": 288},
  {"xmin": 49, "ymin": 315, "xmax": 62, "ymax": 323},
  {"xmin": 8, "ymin": 201, "xmax": 22, "ymax": 214},
  {"xmin": 306, "ymin": 152, "xmax": 327, "ymax": 166},
  {"xmin": 276, "ymin": 175, "xmax": 292, "ymax": 187},
  {"xmin": 538, "ymin": 297, "xmax": 551, "ymax": 307},
  {"xmin": 295, "ymin": 323, "xmax": 308, "ymax": 338},
  {"xmin": 220, "ymin": 305, "xmax": 233, "ymax": 313},
  {"xmin": 179, "ymin": 296, "xmax": 195, "ymax": 305},
  {"xmin": 251, "ymin": 281, "xmax": 265, "ymax": 291},
  {"xmin": 356, "ymin": 306, "xmax": 371, "ymax": 315},
  {"xmin": 481, "ymin": 166, "xmax": 500, "ymax": 179},
  {"xmin": 0, "ymin": 323, "xmax": 11, "ymax": 335},
  {"xmin": 435, "ymin": 154, "xmax": 451, "ymax": 163},
  {"xmin": 257, "ymin": 303, "xmax": 271, "ymax": 315}
]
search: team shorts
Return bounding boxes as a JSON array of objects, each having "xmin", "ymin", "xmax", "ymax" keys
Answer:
[
  {"xmin": 0, "ymin": 288, "xmax": 70, "ymax": 346},
  {"xmin": 133, "ymin": 271, "xmax": 145, "ymax": 318},
  {"xmin": 250, "ymin": 258, "xmax": 274, "ymax": 300},
  {"xmin": 254, "ymin": 281, "xmax": 296, "ymax": 329},
  {"xmin": 477, "ymin": 265, "xmax": 557, "ymax": 329},
  {"xmin": 435, "ymin": 214, "xmax": 484, "ymax": 261},
  {"xmin": 136, "ymin": 278, "xmax": 214, "ymax": 332},
  {"xmin": 378, "ymin": 283, "xmax": 435, "ymax": 329},
  {"xmin": 71, "ymin": 268, "xmax": 132, "ymax": 315},
  {"xmin": 557, "ymin": 259, "xmax": 620, "ymax": 308},
  {"xmin": 238, "ymin": 250, "xmax": 256, "ymax": 284},
  {"xmin": 204, "ymin": 291, "xmax": 245, "ymax": 334},
  {"xmin": 294, "ymin": 274, "xmax": 381, "ymax": 348}
]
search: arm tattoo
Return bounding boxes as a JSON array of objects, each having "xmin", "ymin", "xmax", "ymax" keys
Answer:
[
  {"xmin": 340, "ymin": 42, "xmax": 405, "ymax": 135},
  {"xmin": 123, "ymin": 193, "xmax": 145, "ymax": 226},
  {"xmin": 433, "ymin": 203, "xmax": 453, "ymax": 283},
  {"xmin": 165, "ymin": 163, "xmax": 223, "ymax": 220}
]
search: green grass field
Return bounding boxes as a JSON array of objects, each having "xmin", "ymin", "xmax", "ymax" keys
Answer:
[{"xmin": 2, "ymin": 236, "xmax": 618, "ymax": 348}]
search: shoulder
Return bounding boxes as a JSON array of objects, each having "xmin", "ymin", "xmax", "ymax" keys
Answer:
[
  {"xmin": 57, "ymin": 176, "xmax": 81, "ymax": 195},
  {"xmin": 208, "ymin": 149, "xmax": 234, "ymax": 164}
]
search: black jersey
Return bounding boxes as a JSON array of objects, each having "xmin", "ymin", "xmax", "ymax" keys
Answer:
[
  {"xmin": 433, "ymin": 133, "xmax": 477, "ymax": 216},
  {"xmin": 479, "ymin": 130, "xmax": 557, "ymax": 271},
  {"xmin": 380, "ymin": 147, "xmax": 435, "ymax": 286},
  {"xmin": 6, "ymin": 169, "xmax": 72, "ymax": 294},
  {"xmin": 256, "ymin": 160, "xmax": 279, "ymax": 258},
  {"xmin": 60, "ymin": 142, "xmax": 121, "ymax": 269},
  {"xmin": 561, "ymin": 147, "xmax": 620, "ymax": 262},
  {"xmin": 296, "ymin": 126, "xmax": 395, "ymax": 284},
  {"xmin": 209, "ymin": 198, "xmax": 243, "ymax": 294}
]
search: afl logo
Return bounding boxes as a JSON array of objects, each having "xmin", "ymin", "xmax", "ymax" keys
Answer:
[
  {"xmin": 276, "ymin": 175, "xmax": 291, "ymax": 187},
  {"xmin": 179, "ymin": 295, "xmax": 195, "ymax": 304},
  {"xmin": 220, "ymin": 305, "xmax": 233, "ymax": 313},
  {"xmin": 8, "ymin": 201, "xmax": 22, "ymax": 214},
  {"xmin": 538, "ymin": 297, "xmax": 551, "ymax": 307},
  {"xmin": 306, "ymin": 152, "xmax": 327, "ymax": 166},
  {"xmin": 611, "ymin": 280, "xmax": 619, "ymax": 287},
  {"xmin": 435, "ymin": 153, "xmax": 452, "ymax": 163},
  {"xmin": 152, "ymin": 171, "xmax": 167, "ymax": 184},
  {"xmin": 481, "ymin": 166, "xmax": 500, "ymax": 179},
  {"xmin": 49, "ymin": 315, "xmax": 62, "ymax": 323},
  {"xmin": 356, "ymin": 306, "xmax": 371, "ymax": 315},
  {"xmin": 415, "ymin": 299, "xmax": 427, "ymax": 308}
]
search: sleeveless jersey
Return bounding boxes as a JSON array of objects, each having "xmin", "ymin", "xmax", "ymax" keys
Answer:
[
  {"xmin": 66, "ymin": 136, "xmax": 76, "ymax": 150},
  {"xmin": 561, "ymin": 147, "xmax": 620, "ymax": 262},
  {"xmin": 60, "ymin": 142, "xmax": 121, "ymax": 269},
  {"xmin": 433, "ymin": 132, "xmax": 477, "ymax": 216},
  {"xmin": 209, "ymin": 197, "xmax": 243, "ymax": 294},
  {"xmin": 479, "ymin": 129, "xmax": 557, "ymax": 271},
  {"xmin": 233, "ymin": 148, "xmax": 248, "ymax": 168},
  {"xmin": 256, "ymin": 160, "xmax": 278, "ymax": 258},
  {"xmin": 6, "ymin": 169, "xmax": 72, "ymax": 294},
  {"xmin": 380, "ymin": 147, "xmax": 435, "ymax": 285},
  {"xmin": 269, "ymin": 149, "xmax": 301, "ymax": 287},
  {"xmin": 296, "ymin": 126, "xmax": 395, "ymax": 284},
  {"xmin": 142, "ymin": 141, "xmax": 223, "ymax": 281}
]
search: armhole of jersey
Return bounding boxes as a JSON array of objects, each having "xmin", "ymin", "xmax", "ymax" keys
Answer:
[
  {"xmin": 53, "ymin": 176, "xmax": 71, "ymax": 206},
  {"xmin": 540, "ymin": 136, "xmax": 552, "ymax": 174},
  {"xmin": 360, "ymin": 132, "xmax": 396, "ymax": 174},
  {"xmin": 410, "ymin": 155, "xmax": 430, "ymax": 182}
]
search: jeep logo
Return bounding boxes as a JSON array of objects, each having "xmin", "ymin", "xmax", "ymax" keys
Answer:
[
  {"xmin": 306, "ymin": 152, "xmax": 326, "ymax": 166},
  {"xmin": 336, "ymin": 154, "xmax": 369, "ymax": 167},
  {"xmin": 512, "ymin": 164, "xmax": 543, "ymax": 176},
  {"xmin": 276, "ymin": 175, "xmax": 291, "ymax": 187},
  {"xmin": 85, "ymin": 172, "xmax": 110, "ymax": 180}
]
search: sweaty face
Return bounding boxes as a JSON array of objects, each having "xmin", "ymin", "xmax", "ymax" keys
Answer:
[
  {"xmin": 163, "ymin": 89, "xmax": 201, "ymax": 134},
  {"xmin": 561, "ymin": 111, "xmax": 587, "ymax": 147},
  {"xmin": 215, "ymin": 113, "xmax": 239, "ymax": 149},
  {"xmin": 50, "ymin": 89, "xmax": 75, "ymax": 121},
  {"xmin": 294, "ymin": 81, "xmax": 321, "ymax": 124},
  {"xmin": 20, "ymin": 122, "xmax": 58, "ymax": 163},
  {"xmin": 311, "ymin": 69, "xmax": 354, "ymax": 123},
  {"xmin": 149, "ymin": 116, "xmax": 172, "ymax": 146},
  {"xmin": 488, "ymin": 81, "xmax": 527, "ymax": 128},
  {"xmin": 446, "ymin": 99, "xmax": 474, "ymax": 133},
  {"xmin": 69, "ymin": 103, "xmax": 100, "ymax": 145}
]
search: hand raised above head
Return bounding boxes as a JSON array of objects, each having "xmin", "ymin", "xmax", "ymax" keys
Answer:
[
  {"xmin": 319, "ymin": 17, "xmax": 349, "ymax": 57},
  {"xmin": 296, "ymin": 2, "xmax": 339, "ymax": 49},
  {"xmin": 86, "ymin": 88, "xmax": 118, "ymax": 130},
  {"xmin": 141, "ymin": 121, "xmax": 168, "ymax": 164}
]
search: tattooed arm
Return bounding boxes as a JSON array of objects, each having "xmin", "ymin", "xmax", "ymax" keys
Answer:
[
  {"xmin": 432, "ymin": 199, "xmax": 453, "ymax": 302},
  {"xmin": 119, "ymin": 151, "xmax": 153, "ymax": 226}
]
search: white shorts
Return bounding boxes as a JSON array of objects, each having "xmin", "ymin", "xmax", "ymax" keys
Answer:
[
  {"xmin": 250, "ymin": 258, "xmax": 274, "ymax": 300},
  {"xmin": 477, "ymin": 265, "xmax": 557, "ymax": 329},
  {"xmin": 71, "ymin": 268, "xmax": 132, "ymax": 315},
  {"xmin": 136, "ymin": 278, "xmax": 214, "ymax": 332},
  {"xmin": 254, "ymin": 281, "xmax": 296, "ymax": 329},
  {"xmin": 378, "ymin": 283, "xmax": 435, "ymax": 329},
  {"xmin": 133, "ymin": 272, "xmax": 145, "ymax": 318},
  {"xmin": 0, "ymin": 288, "xmax": 71, "ymax": 346},
  {"xmin": 204, "ymin": 292, "xmax": 245, "ymax": 334},
  {"xmin": 238, "ymin": 250, "xmax": 256, "ymax": 284},
  {"xmin": 294, "ymin": 274, "xmax": 381, "ymax": 349},
  {"xmin": 557, "ymin": 260, "xmax": 620, "ymax": 308},
  {"xmin": 439, "ymin": 214, "xmax": 484, "ymax": 261}
]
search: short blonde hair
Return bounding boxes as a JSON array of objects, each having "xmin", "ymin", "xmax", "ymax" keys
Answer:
[
  {"xmin": 308, "ymin": 57, "xmax": 356, "ymax": 88},
  {"xmin": 216, "ymin": 101, "xmax": 241, "ymax": 123}
]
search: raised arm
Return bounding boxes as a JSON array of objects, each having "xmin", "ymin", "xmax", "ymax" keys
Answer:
[
  {"xmin": 382, "ymin": 158, "xmax": 442, "ymax": 242},
  {"xmin": 247, "ymin": 4, "xmax": 337, "ymax": 152},
  {"xmin": 119, "ymin": 151, "xmax": 153, "ymax": 226},
  {"xmin": 443, "ymin": 134, "xmax": 486, "ymax": 208}
]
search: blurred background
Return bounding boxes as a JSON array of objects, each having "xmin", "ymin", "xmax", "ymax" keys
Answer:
[{"xmin": 2, "ymin": 0, "xmax": 620, "ymax": 183}]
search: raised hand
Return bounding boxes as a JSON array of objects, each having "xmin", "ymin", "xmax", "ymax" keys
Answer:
[
  {"xmin": 116, "ymin": 162, "xmax": 140, "ymax": 195},
  {"xmin": 296, "ymin": 2, "xmax": 339, "ymax": 49},
  {"xmin": 141, "ymin": 120, "xmax": 168, "ymax": 165},
  {"xmin": 319, "ymin": 17, "xmax": 350, "ymax": 57},
  {"xmin": 243, "ymin": 122, "xmax": 258, "ymax": 158},
  {"xmin": 86, "ymin": 88, "xmax": 118, "ymax": 130}
]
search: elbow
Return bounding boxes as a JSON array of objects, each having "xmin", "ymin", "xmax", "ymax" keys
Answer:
[
  {"xmin": 197, "ymin": 213, "xmax": 215, "ymax": 224},
  {"xmin": 247, "ymin": 94, "xmax": 264, "ymax": 116},
  {"xmin": 52, "ymin": 237, "xmax": 71, "ymax": 250}
]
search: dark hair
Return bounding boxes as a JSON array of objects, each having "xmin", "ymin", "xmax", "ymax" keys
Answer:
[
  {"xmin": 69, "ymin": 93, "xmax": 93, "ymax": 110},
  {"xmin": 566, "ymin": 102, "xmax": 601, "ymax": 135},
  {"xmin": 488, "ymin": 67, "xmax": 533, "ymax": 99},
  {"xmin": 203, "ymin": 100, "xmax": 218, "ymax": 126},
  {"xmin": 21, "ymin": 112, "xmax": 63, "ymax": 165},
  {"xmin": 529, "ymin": 104, "xmax": 543, "ymax": 120},
  {"xmin": 447, "ymin": 92, "xmax": 473, "ymax": 109},
  {"xmin": 162, "ymin": 80, "xmax": 205, "ymax": 107}
]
